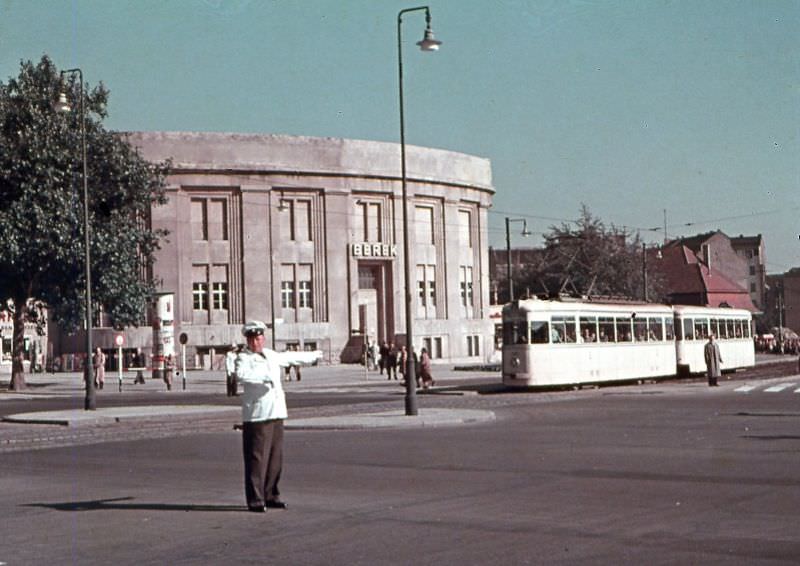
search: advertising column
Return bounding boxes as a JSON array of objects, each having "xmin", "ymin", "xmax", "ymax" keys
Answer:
[{"xmin": 151, "ymin": 292, "xmax": 175, "ymax": 381}]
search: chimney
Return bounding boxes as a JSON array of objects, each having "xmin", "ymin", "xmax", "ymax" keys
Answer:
[{"xmin": 701, "ymin": 243, "xmax": 711, "ymax": 270}]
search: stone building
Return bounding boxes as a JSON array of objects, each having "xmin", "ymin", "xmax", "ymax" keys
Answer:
[{"xmin": 60, "ymin": 132, "xmax": 495, "ymax": 369}]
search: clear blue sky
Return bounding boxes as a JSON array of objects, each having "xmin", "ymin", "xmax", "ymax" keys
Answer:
[{"xmin": 2, "ymin": 0, "xmax": 797, "ymax": 272}]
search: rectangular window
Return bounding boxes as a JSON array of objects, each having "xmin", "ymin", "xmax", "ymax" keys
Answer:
[
  {"xmin": 458, "ymin": 210, "xmax": 472, "ymax": 248},
  {"xmin": 599, "ymin": 317, "xmax": 615, "ymax": 342},
  {"xmin": 211, "ymin": 264, "xmax": 228, "ymax": 311},
  {"xmin": 281, "ymin": 264, "xmax": 295, "ymax": 309},
  {"xmin": 298, "ymin": 264, "xmax": 312, "ymax": 308},
  {"xmin": 190, "ymin": 199, "xmax": 208, "ymax": 241},
  {"xmin": 415, "ymin": 205, "xmax": 435, "ymax": 245},
  {"xmin": 694, "ymin": 318, "xmax": 709, "ymax": 340},
  {"xmin": 530, "ymin": 321, "xmax": 549, "ymax": 344},
  {"xmin": 295, "ymin": 200, "xmax": 311, "ymax": 242},
  {"xmin": 616, "ymin": 317, "xmax": 632, "ymax": 342},
  {"xmin": 434, "ymin": 337, "xmax": 442, "ymax": 359},
  {"xmin": 460, "ymin": 266, "xmax": 474, "ymax": 307},
  {"xmin": 207, "ymin": 199, "xmax": 227, "ymax": 240},
  {"xmin": 633, "ymin": 318, "xmax": 648, "ymax": 342},
  {"xmin": 682, "ymin": 318, "xmax": 694, "ymax": 340},
  {"xmin": 192, "ymin": 282, "xmax": 208, "ymax": 310},
  {"xmin": 211, "ymin": 282, "xmax": 228, "ymax": 310},
  {"xmin": 718, "ymin": 319, "xmax": 728, "ymax": 339},
  {"xmin": 649, "ymin": 317, "xmax": 664, "ymax": 341},
  {"xmin": 427, "ymin": 265, "xmax": 436, "ymax": 307},
  {"xmin": 579, "ymin": 316, "xmax": 598, "ymax": 343},
  {"xmin": 551, "ymin": 316, "xmax": 576, "ymax": 343},
  {"xmin": 664, "ymin": 318, "xmax": 675, "ymax": 341},
  {"xmin": 749, "ymin": 265, "xmax": 756, "ymax": 276}
]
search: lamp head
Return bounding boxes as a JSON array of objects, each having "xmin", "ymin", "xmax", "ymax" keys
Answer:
[
  {"xmin": 55, "ymin": 92, "xmax": 71, "ymax": 113},
  {"xmin": 417, "ymin": 26, "xmax": 442, "ymax": 51}
]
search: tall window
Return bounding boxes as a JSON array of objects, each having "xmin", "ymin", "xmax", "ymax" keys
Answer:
[
  {"xmin": 460, "ymin": 266, "xmax": 474, "ymax": 307},
  {"xmin": 191, "ymin": 198, "xmax": 227, "ymax": 241},
  {"xmin": 281, "ymin": 264, "xmax": 296, "ymax": 309},
  {"xmin": 458, "ymin": 210, "xmax": 473, "ymax": 248},
  {"xmin": 190, "ymin": 199, "xmax": 208, "ymax": 241},
  {"xmin": 297, "ymin": 264, "xmax": 313, "ymax": 308},
  {"xmin": 279, "ymin": 198, "xmax": 312, "ymax": 242},
  {"xmin": 416, "ymin": 264, "xmax": 436, "ymax": 318},
  {"xmin": 207, "ymin": 199, "xmax": 227, "ymax": 240},
  {"xmin": 415, "ymin": 205, "xmax": 434, "ymax": 245},
  {"xmin": 281, "ymin": 263, "xmax": 313, "ymax": 311},
  {"xmin": 192, "ymin": 264, "xmax": 209, "ymax": 311},
  {"xmin": 192, "ymin": 282, "xmax": 208, "ymax": 310},
  {"xmin": 356, "ymin": 201, "xmax": 381, "ymax": 242}
]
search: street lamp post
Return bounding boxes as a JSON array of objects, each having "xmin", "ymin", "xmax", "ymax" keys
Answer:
[
  {"xmin": 56, "ymin": 68, "xmax": 95, "ymax": 411},
  {"xmin": 505, "ymin": 218, "xmax": 531, "ymax": 302},
  {"xmin": 397, "ymin": 6, "xmax": 441, "ymax": 416}
]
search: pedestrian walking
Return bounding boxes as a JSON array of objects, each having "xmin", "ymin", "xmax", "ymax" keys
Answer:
[
  {"xmin": 379, "ymin": 340, "xmax": 389, "ymax": 376},
  {"xmin": 386, "ymin": 343, "xmax": 398, "ymax": 381},
  {"xmin": 163, "ymin": 354, "xmax": 175, "ymax": 391},
  {"xmin": 419, "ymin": 347, "xmax": 434, "ymax": 389},
  {"xmin": 92, "ymin": 347, "xmax": 106, "ymax": 390},
  {"xmin": 398, "ymin": 345, "xmax": 408, "ymax": 384},
  {"xmin": 704, "ymin": 333, "xmax": 723, "ymax": 387},
  {"xmin": 236, "ymin": 320, "xmax": 322, "ymax": 513},
  {"xmin": 225, "ymin": 343, "xmax": 241, "ymax": 396}
]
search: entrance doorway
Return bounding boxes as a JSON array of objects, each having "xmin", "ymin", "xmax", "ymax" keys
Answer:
[{"xmin": 356, "ymin": 262, "xmax": 393, "ymax": 344}]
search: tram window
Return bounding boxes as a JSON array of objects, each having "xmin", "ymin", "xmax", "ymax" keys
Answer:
[
  {"xmin": 665, "ymin": 318, "xmax": 675, "ymax": 341},
  {"xmin": 551, "ymin": 316, "xmax": 576, "ymax": 343},
  {"xmin": 633, "ymin": 318, "xmax": 648, "ymax": 342},
  {"xmin": 530, "ymin": 321, "xmax": 549, "ymax": 344},
  {"xmin": 744, "ymin": 320, "xmax": 752, "ymax": 338},
  {"xmin": 598, "ymin": 317, "xmax": 615, "ymax": 342},
  {"xmin": 515, "ymin": 321, "xmax": 530, "ymax": 344},
  {"xmin": 579, "ymin": 317, "xmax": 598, "ymax": 343},
  {"xmin": 726, "ymin": 319, "xmax": 734, "ymax": 338},
  {"xmin": 615, "ymin": 317, "xmax": 632, "ymax": 342},
  {"xmin": 694, "ymin": 319, "xmax": 709, "ymax": 340},
  {"xmin": 734, "ymin": 320, "xmax": 743, "ymax": 338},
  {"xmin": 649, "ymin": 317, "xmax": 663, "ymax": 341},
  {"xmin": 718, "ymin": 319, "xmax": 728, "ymax": 339},
  {"xmin": 682, "ymin": 318, "xmax": 694, "ymax": 340},
  {"xmin": 709, "ymin": 319, "xmax": 719, "ymax": 338}
]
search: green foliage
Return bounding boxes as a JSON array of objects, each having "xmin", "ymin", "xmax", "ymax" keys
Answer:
[
  {"xmin": 0, "ymin": 56, "xmax": 168, "ymax": 347},
  {"xmin": 516, "ymin": 205, "xmax": 664, "ymax": 301}
]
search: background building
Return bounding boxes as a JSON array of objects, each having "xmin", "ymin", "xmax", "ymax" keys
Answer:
[{"xmin": 57, "ymin": 132, "xmax": 495, "ymax": 369}]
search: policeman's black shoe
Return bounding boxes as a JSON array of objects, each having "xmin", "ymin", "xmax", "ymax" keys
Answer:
[
  {"xmin": 265, "ymin": 500, "xmax": 288, "ymax": 509},
  {"xmin": 247, "ymin": 505, "xmax": 266, "ymax": 513}
]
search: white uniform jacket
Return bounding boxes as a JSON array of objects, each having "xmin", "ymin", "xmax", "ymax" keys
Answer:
[
  {"xmin": 225, "ymin": 351, "xmax": 237, "ymax": 376},
  {"xmin": 236, "ymin": 348, "xmax": 322, "ymax": 422}
]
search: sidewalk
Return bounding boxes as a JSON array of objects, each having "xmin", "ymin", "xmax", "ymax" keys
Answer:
[{"xmin": 0, "ymin": 364, "xmax": 497, "ymax": 430}]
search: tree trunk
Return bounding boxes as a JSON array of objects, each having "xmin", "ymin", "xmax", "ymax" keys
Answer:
[{"xmin": 8, "ymin": 301, "xmax": 27, "ymax": 390}]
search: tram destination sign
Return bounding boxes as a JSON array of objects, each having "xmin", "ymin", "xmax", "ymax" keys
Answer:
[{"xmin": 351, "ymin": 243, "xmax": 398, "ymax": 259}]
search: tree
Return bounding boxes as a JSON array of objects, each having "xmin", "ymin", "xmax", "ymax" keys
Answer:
[
  {"xmin": 0, "ymin": 56, "xmax": 168, "ymax": 390},
  {"xmin": 516, "ymin": 205, "xmax": 665, "ymax": 301}
]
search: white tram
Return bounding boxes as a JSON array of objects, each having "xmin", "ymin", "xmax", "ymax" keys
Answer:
[
  {"xmin": 673, "ymin": 305, "xmax": 755, "ymax": 374},
  {"xmin": 502, "ymin": 298, "xmax": 754, "ymax": 387}
]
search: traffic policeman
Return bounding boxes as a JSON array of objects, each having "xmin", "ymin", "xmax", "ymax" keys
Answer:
[{"xmin": 236, "ymin": 320, "xmax": 322, "ymax": 512}]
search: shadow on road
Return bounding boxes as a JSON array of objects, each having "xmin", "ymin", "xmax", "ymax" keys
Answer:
[{"xmin": 24, "ymin": 496, "xmax": 243, "ymax": 512}]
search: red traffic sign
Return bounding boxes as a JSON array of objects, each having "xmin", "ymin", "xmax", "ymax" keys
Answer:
[{"xmin": 114, "ymin": 335, "xmax": 124, "ymax": 347}]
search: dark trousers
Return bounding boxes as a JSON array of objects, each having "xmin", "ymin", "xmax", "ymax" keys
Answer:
[
  {"xmin": 242, "ymin": 420, "xmax": 284, "ymax": 508},
  {"xmin": 226, "ymin": 372, "xmax": 238, "ymax": 396}
]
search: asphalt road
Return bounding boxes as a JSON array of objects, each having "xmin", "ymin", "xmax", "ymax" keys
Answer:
[{"xmin": 1, "ymin": 366, "xmax": 800, "ymax": 565}]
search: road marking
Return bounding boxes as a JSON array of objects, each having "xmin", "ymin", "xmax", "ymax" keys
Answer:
[
  {"xmin": 734, "ymin": 385, "xmax": 757, "ymax": 392},
  {"xmin": 764, "ymin": 383, "xmax": 796, "ymax": 393}
]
